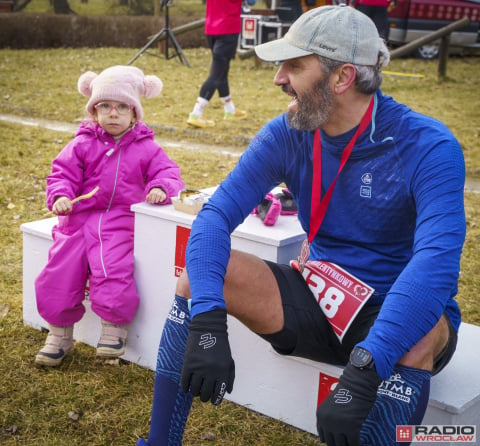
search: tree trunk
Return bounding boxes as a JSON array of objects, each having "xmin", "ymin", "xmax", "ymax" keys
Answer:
[
  {"xmin": 12, "ymin": 0, "xmax": 33, "ymax": 11},
  {"xmin": 53, "ymin": 0, "xmax": 76, "ymax": 14}
]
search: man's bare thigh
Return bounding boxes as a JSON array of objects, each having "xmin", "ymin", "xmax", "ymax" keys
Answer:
[{"xmin": 177, "ymin": 249, "xmax": 284, "ymax": 334}]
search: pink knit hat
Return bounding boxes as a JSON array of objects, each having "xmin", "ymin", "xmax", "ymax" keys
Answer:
[{"xmin": 77, "ymin": 65, "xmax": 163, "ymax": 121}]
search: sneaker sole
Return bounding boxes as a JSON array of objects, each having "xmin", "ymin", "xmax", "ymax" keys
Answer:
[
  {"xmin": 96, "ymin": 341, "xmax": 126, "ymax": 358},
  {"xmin": 96, "ymin": 348, "xmax": 126, "ymax": 358},
  {"xmin": 35, "ymin": 346, "xmax": 73, "ymax": 367},
  {"xmin": 224, "ymin": 112, "xmax": 247, "ymax": 121},
  {"xmin": 186, "ymin": 120, "xmax": 215, "ymax": 128}
]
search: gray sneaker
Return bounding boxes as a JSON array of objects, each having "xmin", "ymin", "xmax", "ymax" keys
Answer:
[
  {"xmin": 96, "ymin": 320, "xmax": 128, "ymax": 358},
  {"xmin": 35, "ymin": 325, "xmax": 74, "ymax": 367}
]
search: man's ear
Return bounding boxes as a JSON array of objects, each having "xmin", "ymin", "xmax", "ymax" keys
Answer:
[{"xmin": 331, "ymin": 64, "xmax": 357, "ymax": 95}]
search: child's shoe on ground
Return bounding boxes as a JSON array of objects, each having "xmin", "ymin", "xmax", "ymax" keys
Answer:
[
  {"xmin": 224, "ymin": 110, "xmax": 247, "ymax": 121},
  {"xmin": 35, "ymin": 324, "xmax": 74, "ymax": 367},
  {"xmin": 96, "ymin": 320, "xmax": 128, "ymax": 358},
  {"xmin": 186, "ymin": 113, "xmax": 215, "ymax": 128}
]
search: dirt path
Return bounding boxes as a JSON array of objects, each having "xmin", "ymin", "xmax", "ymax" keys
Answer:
[
  {"xmin": 2, "ymin": 113, "xmax": 479, "ymax": 193},
  {"xmin": 0, "ymin": 113, "xmax": 244, "ymax": 157}
]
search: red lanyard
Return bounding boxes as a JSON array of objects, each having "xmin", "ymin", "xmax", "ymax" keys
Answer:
[{"xmin": 308, "ymin": 96, "xmax": 374, "ymax": 243}]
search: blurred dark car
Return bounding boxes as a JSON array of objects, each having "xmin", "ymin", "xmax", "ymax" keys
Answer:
[
  {"xmin": 388, "ymin": 0, "xmax": 480, "ymax": 58},
  {"xmin": 239, "ymin": 0, "xmax": 480, "ymax": 59}
]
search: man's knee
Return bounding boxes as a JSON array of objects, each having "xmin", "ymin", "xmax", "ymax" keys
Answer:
[
  {"xmin": 175, "ymin": 270, "xmax": 191, "ymax": 299},
  {"xmin": 398, "ymin": 315, "xmax": 450, "ymax": 371},
  {"xmin": 174, "ymin": 251, "xmax": 251, "ymax": 302}
]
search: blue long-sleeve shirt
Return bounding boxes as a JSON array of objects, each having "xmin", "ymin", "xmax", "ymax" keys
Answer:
[{"xmin": 186, "ymin": 91, "xmax": 466, "ymax": 379}]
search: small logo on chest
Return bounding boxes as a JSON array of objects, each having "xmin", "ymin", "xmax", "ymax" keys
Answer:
[{"xmin": 360, "ymin": 172, "xmax": 372, "ymax": 198}]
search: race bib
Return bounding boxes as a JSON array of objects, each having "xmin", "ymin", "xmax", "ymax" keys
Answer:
[{"xmin": 291, "ymin": 259, "xmax": 374, "ymax": 342}]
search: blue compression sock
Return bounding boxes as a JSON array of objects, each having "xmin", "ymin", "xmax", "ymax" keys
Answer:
[
  {"xmin": 360, "ymin": 364, "xmax": 431, "ymax": 446},
  {"xmin": 137, "ymin": 296, "xmax": 193, "ymax": 446}
]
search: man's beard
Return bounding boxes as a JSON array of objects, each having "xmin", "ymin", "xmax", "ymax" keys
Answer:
[{"xmin": 286, "ymin": 76, "xmax": 334, "ymax": 132}]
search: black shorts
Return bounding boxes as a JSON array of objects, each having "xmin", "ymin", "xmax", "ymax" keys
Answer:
[{"xmin": 259, "ymin": 262, "xmax": 457, "ymax": 375}]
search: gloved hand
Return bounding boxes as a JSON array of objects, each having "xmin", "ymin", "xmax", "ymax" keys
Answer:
[
  {"xmin": 180, "ymin": 309, "xmax": 235, "ymax": 405},
  {"xmin": 316, "ymin": 362, "xmax": 382, "ymax": 446}
]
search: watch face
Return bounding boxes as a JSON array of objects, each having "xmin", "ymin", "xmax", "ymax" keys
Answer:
[{"xmin": 350, "ymin": 347, "xmax": 373, "ymax": 368}]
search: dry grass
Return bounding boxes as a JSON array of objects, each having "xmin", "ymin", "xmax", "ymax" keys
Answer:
[
  {"xmin": 1, "ymin": 47, "xmax": 479, "ymax": 173},
  {"xmin": 0, "ymin": 120, "xmax": 319, "ymax": 445},
  {"xmin": 0, "ymin": 46, "xmax": 479, "ymax": 445}
]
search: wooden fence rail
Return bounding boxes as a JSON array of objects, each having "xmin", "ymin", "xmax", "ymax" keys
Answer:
[
  {"xmin": 389, "ymin": 16, "xmax": 470, "ymax": 78},
  {"xmin": 239, "ymin": 16, "xmax": 471, "ymax": 79}
]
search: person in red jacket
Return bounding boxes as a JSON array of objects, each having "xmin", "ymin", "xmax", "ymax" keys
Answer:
[
  {"xmin": 351, "ymin": 0, "xmax": 396, "ymax": 40},
  {"xmin": 186, "ymin": 0, "xmax": 250, "ymax": 128}
]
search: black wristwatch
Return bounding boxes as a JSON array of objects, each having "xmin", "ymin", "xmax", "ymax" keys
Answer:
[{"xmin": 350, "ymin": 346, "xmax": 375, "ymax": 369}]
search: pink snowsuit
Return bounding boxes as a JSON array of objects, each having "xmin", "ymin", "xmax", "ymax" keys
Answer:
[{"xmin": 35, "ymin": 120, "xmax": 184, "ymax": 326}]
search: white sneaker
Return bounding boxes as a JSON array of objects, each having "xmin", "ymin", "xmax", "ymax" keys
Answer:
[
  {"xmin": 35, "ymin": 325, "xmax": 74, "ymax": 367},
  {"xmin": 96, "ymin": 320, "xmax": 128, "ymax": 358}
]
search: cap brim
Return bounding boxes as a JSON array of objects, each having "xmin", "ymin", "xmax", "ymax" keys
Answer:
[{"xmin": 254, "ymin": 38, "xmax": 313, "ymax": 62}]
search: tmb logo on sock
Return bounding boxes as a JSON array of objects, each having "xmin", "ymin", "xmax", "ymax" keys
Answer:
[
  {"xmin": 167, "ymin": 302, "xmax": 187, "ymax": 325},
  {"xmin": 396, "ymin": 425, "xmax": 476, "ymax": 443},
  {"xmin": 378, "ymin": 371, "xmax": 413, "ymax": 403}
]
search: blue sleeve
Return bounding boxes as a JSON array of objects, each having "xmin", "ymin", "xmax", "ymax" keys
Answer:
[
  {"xmin": 186, "ymin": 117, "xmax": 293, "ymax": 318},
  {"xmin": 359, "ymin": 123, "xmax": 466, "ymax": 379}
]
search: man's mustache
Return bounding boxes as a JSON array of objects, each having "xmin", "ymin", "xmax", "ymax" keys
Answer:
[{"xmin": 281, "ymin": 84, "xmax": 297, "ymax": 97}]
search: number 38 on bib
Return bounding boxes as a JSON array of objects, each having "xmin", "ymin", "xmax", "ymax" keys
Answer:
[{"xmin": 290, "ymin": 259, "xmax": 374, "ymax": 342}]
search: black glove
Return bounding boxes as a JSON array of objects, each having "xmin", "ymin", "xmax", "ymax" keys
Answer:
[
  {"xmin": 316, "ymin": 362, "xmax": 382, "ymax": 446},
  {"xmin": 180, "ymin": 309, "xmax": 235, "ymax": 405}
]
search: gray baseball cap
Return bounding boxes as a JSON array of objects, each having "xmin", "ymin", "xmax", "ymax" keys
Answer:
[{"xmin": 254, "ymin": 5, "xmax": 389, "ymax": 66}]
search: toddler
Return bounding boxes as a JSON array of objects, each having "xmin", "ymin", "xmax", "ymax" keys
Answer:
[{"xmin": 35, "ymin": 65, "xmax": 185, "ymax": 366}]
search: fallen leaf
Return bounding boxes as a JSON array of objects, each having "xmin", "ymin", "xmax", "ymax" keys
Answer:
[
  {"xmin": 0, "ymin": 304, "xmax": 9, "ymax": 319},
  {"xmin": 68, "ymin": 411, "xmax": 82, "ymax": 422},
  {"xmin": 5, "ymin": 425, "xmax": 18, "ymax": 434},
  {"xmin": 201, "ymin": 432, "xmax": 216, "ymax": 441}
]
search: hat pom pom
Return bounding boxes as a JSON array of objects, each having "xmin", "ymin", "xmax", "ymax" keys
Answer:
[
  {"xmin": 143, "ymin": 75, "xmax": 163, "ymax": 98},
  {"xmin": 78, "ymin": 71, "xmax": 98, "ymax": 97}
]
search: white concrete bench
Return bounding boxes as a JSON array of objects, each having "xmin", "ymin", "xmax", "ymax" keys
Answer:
[{"xmin": 21, "ymin": 207, "xmax": 480, "ymax": 440}]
